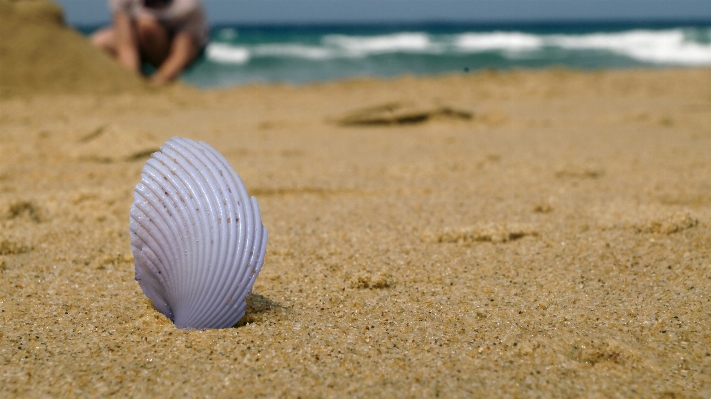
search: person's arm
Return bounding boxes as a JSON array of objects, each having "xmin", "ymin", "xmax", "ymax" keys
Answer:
[
  {"xmin": 149, "ymin": 31, "xmax": 199, "ymax": 86},
  {"xmin": 113, "ymin": 11, "xmax": 140, "ymax": 74}
]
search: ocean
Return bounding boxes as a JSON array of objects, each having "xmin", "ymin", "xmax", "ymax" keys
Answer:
[{"xmin": 82, "ymin": 21, "xmax": 711, "ymax": 87}]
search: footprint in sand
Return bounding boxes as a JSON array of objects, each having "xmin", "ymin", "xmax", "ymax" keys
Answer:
[
  {"xmin": 593, "ymin": 201, "xmax": 699, "ymax": 234},
  {"xmin": 68, "ymin": 124, "xmax": 161, "ymax": 163},
  {"xmin": 431, "ymin": 222, "xmax": 539, "ymax": 245},
  {"xmin": 333, "ymin": 102, "xmax": 472, "ymax": 126}
]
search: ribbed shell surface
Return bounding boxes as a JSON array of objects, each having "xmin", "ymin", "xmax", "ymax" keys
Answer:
[{"xmin": 129, "ymin": 137, "xmax": 267, "ymax": 329}]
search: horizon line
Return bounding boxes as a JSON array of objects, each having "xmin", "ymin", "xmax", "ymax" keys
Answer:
[{"xmin": 70, "ymin": 17, "xmax": 711, "ymax": 29}]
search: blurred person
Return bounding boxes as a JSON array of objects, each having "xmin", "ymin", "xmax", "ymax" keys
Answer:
[{"xmin": 91, "ymin": 0, "xmax": 209, "ymax": 86}]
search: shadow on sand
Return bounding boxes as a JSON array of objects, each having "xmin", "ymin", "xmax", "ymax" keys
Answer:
[{"xmin": 233, "ymin": 292, "xmax": 283, "ymax": 327}]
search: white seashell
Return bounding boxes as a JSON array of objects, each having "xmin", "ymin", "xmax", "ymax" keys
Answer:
[{"xmin": 129, "ymin": 137, "xmax": 267, "ymax": 329}]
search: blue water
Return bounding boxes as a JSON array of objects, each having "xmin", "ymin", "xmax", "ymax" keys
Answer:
[{"xmin": 80, "ymin": 21, "xmax": 711, "ymax": 88}]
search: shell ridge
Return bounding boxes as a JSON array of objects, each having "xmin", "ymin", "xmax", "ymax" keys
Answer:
[
  {"xmin": 138, "ymin": 165, "xmax": 197, "ymax": 292},
  {"xmin": 250, "ymin": 228, "xmax": 268, "ymax": 286},
  {"xmin": 211, "ymin": 197, "xmax": 267, "ymax": 325},
  {"xmin": 230, "ymin": 198, "xmax": 267, "ymax": 312},
  {"xmin": 191, "ymin": 144, "xmax": 251, "ymax": 312},
  {"xmin": 151, "ymin": 143, "xmax": 217, "ymax": 327},
  {"xmin": 139, "ymin": 159, "xmax": 207, "ymax": 309},
  {"xmin": 193, "ymin": 143, "xmax": 257, "ymax": 327},
  {"xmin": 161, "ymin": 149, "xmax": 214, "ymax": 324},
  {"xmin": 139, "ymin": 157, "xmax": 207, "ymax": 301},
  {"xmin": 233, "ymin": 194, "xmax": 260, "ymax": 291},
  {"xmin": 130, "ymin": 193, "xmax": 186, "ymax": 312},
  {"xmin": 167, "ymin": 140, "xmax": 242, "ymax": 328},
  {"xmin": 130, "ymin": 189, "xmax": 177, "ymax": 289},
  {"xmin": 161, "ymin": 142, "xmax": 221, "ymax": 327},
  {"xmin": 202, "ymin": 147, "xmax": 254, "ymax": 267},
  {"xmin": 203, "ymin": 143, "xmax": 257, "ymax": 303},
  {"xmin": 167, "ymin": 140, "xmax": 231, "ymax": 327},
  {"xmin": 129, "ymin": 213, "xmax": 175, "ymax": 322},
  {"xmin": 131, "ymin": 137, "xmax": 268, "ymax": 329},
  {"xmin": 129, "ymin": 217, "xmax": 171, "ymax": 292},
  {"xmin": 236, "ymin": 226, "xmax": 266, "ymax": 315},
  {"xmin": 147, "ymin": 152, "xmax": 208, "ymax": 308},
  {"xmin": 133, "ymin": 250, "xmax": 174, "ymax": 320},
  {"xmin": 181, "ymin": 142, "xmax": 248, "ymax": 328},
  {"xmin": 250, "ymin": 199, "xmax": 268, "ymax": 279}
]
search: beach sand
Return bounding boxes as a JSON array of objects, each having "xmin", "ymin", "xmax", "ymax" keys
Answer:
[{"xmin": 1, "ymin": 2, "xmax": 711, "ymax": 397}]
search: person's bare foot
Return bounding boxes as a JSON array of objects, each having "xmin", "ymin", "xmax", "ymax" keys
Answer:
[{"xmin": 148, "ymin": 74, "xmax": 171, "ymax": 87}]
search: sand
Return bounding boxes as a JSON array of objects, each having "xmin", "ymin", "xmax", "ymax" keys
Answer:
[
  {"xmin": 1, "ymin": 2, "xmax": 711, "ymax": 397},
  {"xmin": 0, "ymin": 0, "xmax": 146, "ymax": 98}
]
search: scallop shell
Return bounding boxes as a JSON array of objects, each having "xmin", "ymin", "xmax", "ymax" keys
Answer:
[{"xmin": 129, "ymin": 137, "xmax": 267, "ymax": 329}]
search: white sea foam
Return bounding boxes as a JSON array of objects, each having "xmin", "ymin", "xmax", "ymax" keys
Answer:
[
  {"xmin": 548, "ymin": 29, "xmax": 711, "ymax": 65},
  {"xmin": 455, "ymin": 32, "xmax": 543, "ymax": 52},
  {"xmin": 252, "ymin": 44, "xmax": 334, "ymax": 60},
  {"xmin": 205, "ymin": 43, "xmax": 250, "ymax": 64},
  {"xmin": 453, "ymin": 29, "xmax": 711, "ymax": 65},
  {"xmin": 322, "ymin": 32, "xmax": 441, "ymax": 56},
  {"xmin": 206, "ymin": 43, "xmax": 333, "ymax": 63},
  {"xmin": 203, "ymin": 28, "xmax": 711, "ymax": 67}
]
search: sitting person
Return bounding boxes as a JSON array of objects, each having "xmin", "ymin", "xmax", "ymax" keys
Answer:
[{"xmin": 91, "ymin": 0, "xmax": 209, "ymax": 86}]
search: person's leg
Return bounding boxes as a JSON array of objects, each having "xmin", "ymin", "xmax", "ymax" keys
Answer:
[
  {"xmin": 91, "ymin": 13, "xmax": 140, "ymax": 74},
  {"xmin": 149, "ymin": 30, "xmax": 201, "ymax": 86},
  {"xmin": 90, "ymin": 26, "xmax": 117, "ymax": 56},
  {"xmin": 135, "ymin": 16, "xmax": 171, "ymax": 67}
]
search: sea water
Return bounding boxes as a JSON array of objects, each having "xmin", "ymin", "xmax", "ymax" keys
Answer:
[{"xmin": 82, "ymin": 21, "xmax": 711, "ymax": 88}]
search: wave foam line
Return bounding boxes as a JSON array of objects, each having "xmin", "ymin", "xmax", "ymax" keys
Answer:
[
  {"xmin": 206, "ymin": 43, "xmax": 250, "ymax": 64},
  {"xmin": 322, "ymin": 32, "xmax": 443, "ymax": 55},
  {"xmin": 548, "ymin": 29, "xmax": 711, "ymax": 66},
  {"xmin": 205, "ymin": 28, "xmax": 711, "ymax": 66},
  {"xmin": 453, "ymin": 29, "xmax": 711, "ymax": 65},
  {"xmin": 455, "ymin": 32, "xmax": 543, "ymax": 51}
]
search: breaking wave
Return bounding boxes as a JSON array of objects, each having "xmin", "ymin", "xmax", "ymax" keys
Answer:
[{"xmin": 206, "ymin": 28, "xmax": 711, "ymax": 66}]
